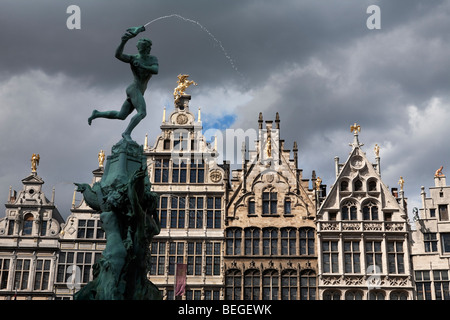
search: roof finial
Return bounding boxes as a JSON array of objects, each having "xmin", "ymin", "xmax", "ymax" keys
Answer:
[
  {"xmin": 144, "ymin": 133, "xmax": 149, "ymax": 150},
  {"xmin": 398, "ymin": 176, "xmax": 405, "ymax": 191},
  {"xmin": 98, "ymin": 150, "xmax": 105, "ymax": 168},
  {"xmin": 349, "ymin": 123, "xmax": 363, "ymax": 149},
  {"xmin": 374, "ymin": 144, "xmax": 380, "ymax": 157},
  {"xmin": 31, "ymin": 153, "xmax": 40, "ymax": 173},
  {"xmin": 350, "ymin": 122, "xmax": 361, "ymax": 134},
  {"xmin": 258, "ymin": 112, "xmax": 263, "ymax": 129}
]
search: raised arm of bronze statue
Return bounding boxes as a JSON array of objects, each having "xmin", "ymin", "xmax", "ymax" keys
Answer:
[{"xmin": 88, "ymin": 25, "xmax": 158, "ymax": 141}]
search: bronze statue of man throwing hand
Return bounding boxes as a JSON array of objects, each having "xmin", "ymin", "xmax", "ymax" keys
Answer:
[{"xmin": 88, "ymin": 26, "xmax": 159, "ymax": 141}]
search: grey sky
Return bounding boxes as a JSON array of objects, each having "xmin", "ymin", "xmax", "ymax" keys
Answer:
[{"xmin": 1, "ymin": 0, "xmax": 450, "ymax": 220}]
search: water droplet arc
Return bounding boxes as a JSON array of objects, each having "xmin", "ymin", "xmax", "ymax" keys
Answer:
[{"xmin": 143, "ymin": 14, "xmax": 245, "ymax": 81}]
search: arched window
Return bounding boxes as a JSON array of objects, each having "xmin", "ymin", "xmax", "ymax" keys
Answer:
[
  {"xmin": 363, "ymin": 201, "xmax": 379, "ymax": 220},
  {"xmin": 390, "ymin": 291, "xmax": 408, "ymax": 300},
  {"xmin": 368, "ymin": 180, "xmax": 377, "ymax": 192},
  {"xmin": 299, "ymin": 227, "xmax": 315, "ymax": 255},
  {"xmin": 226, "ymin": 228, "xmax": 242, "ymax": 255},
  {"xmin": 281, "ymin": 270, "xmax": 298, "ymax": 300},
  {"xmin": 262, "ymin": 270, "xmax": 279, "ymax": 300},
  {"xmin": 300, "ymin": 270, "xmax": 316, "ymax": 300},
  {"xmin": 340, "ymin": 180, "xmax": 349, "ymax": 191},
  {"xmin": 341, "ymin": 201, "xmax": 357, "ymax": 220},
  {"xmin": 369, "ymin": 290, "xmax": 385, "ymax": 300},
  {"xmin": 244, "ymin": 269, "xmax": 260, "ymax": 300},
  {"xmin": 263, "ymin": 228, "xmax": 278, "ymax": 255},
  {"xmin": 345, "ymin": 290, "xmax": 363, "ymax": 300},
  {"xmin": 281, "ymin": 228, "xmax": 296, "ymax": 255},
  {"xmin": 23, "ymin": 213, "xmax": 33, "ymax": 236},
  {"xmin": 323, "ymin": 290, "xmax": 341, "ymax": 300},
  {"xmin": 244, "ymin": 228, "xmax": 260, "ymax": 255},
  {"xmin": 225, "ymin": 269, "xmax": 242, "ymax": 300},
  {"xmin": 354, "ymin": 180, "xmax": 363, "ymax": 191}
]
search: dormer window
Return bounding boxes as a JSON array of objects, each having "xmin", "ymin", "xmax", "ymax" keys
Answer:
[
  {"xmin": 174, "ymin": 131, "xmax": 188, "ymax": 151},
  {"xmin": 263, "ymin": 191, "xmax": 277, "ymax": 215},
  {"xmin": 23, "ymin": 213, "xmax": 33, "ymax": 235}
]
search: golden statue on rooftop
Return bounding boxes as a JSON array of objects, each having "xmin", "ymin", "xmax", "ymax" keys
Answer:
[
  {"xmin": 31, "ymin": 153, "xmax": 40, "ymax": 173},
  {"xmin": 350, "ymin": 123, "xmax": 361, "ymax": 134},
  {"xmin": 435, "ymin": 166, "xmax": 444, "ymax": 177},
  {"xmin": 398, "ymin": 176, "xmax": 405, "ymax": 191},
  {"xmin": 374, "ymin": 144, "xmax": 380, "ymax": 157},
  {"xmin": 266, "ymin": 131, "xmax": 272, "ymax": 158},
  {"xmin": 173, "ymin": 74, "xmax": 197, "ymax": 105},
  {"xmin": 98, "ymin": 150, "xmax": 106, "ymax": 168},
  {"xmin": 315, "ymin": 177, "xmax": 322, "ymax": 190}
]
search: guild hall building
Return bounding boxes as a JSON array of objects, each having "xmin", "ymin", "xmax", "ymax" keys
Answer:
[{"xmin": 0, "ymin": 89, "xmax": 448, "ymax": 300}]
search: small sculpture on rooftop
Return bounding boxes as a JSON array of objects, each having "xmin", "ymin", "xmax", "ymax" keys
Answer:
[
  {"xmin": 173, "ymin": 74, "xmax": 197, "ymax": 105},
  {"xmin": 98, "ymin": 150, "xmax": 105, "ymax": 168},
  {"xmin": 31, "ymin": 153, "xmax": 40, "ymax": 173},
  {"xmin": 398, "ymin": 176, "xmax": 405, "ymax": 191},
  {"xmin": 374, "ymin": 144, "xmax": 380, "ymax": 157},
  {"xmin": 435, "ymin": 166, "xmax": 445, "ymax": 178},
  {"xmin": 350, "ymin": 123, "xmax": 361, "ymax": 134}
]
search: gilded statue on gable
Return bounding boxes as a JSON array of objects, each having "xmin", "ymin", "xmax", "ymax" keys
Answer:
[{"xmin": 173, "ymin": 74, "xmax": 197, "ymax": 105}]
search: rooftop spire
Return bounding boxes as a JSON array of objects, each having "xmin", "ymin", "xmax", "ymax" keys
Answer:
[{"xmin": 349, "ymin": 123, "xmax": 364, "ymax": 149}]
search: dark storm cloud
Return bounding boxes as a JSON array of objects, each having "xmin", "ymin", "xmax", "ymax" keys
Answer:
[{"xmin": 1, "ymin": 0, "xmax": 444, "ymax": 92}]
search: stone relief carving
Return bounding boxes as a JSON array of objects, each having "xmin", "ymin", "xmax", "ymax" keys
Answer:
[
  {"xmin": 342, "ymin": 222, "xmax": 361, "ymax": 231},
  {"xmin": 321, "ymin": 222, "xmax": 339, "ymax": 231}
]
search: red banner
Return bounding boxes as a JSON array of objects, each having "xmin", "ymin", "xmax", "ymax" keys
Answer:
[{"xmin": 175, "ymin": 263, "xmax": 187, "ymax": 296}]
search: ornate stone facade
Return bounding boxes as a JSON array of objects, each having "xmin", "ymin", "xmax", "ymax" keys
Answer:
[
  {"xmin": 316, "ymin": 127, "xmax": 414, "ymax": 300},
  {"xmin": 411, "ymin": 173, "xmax": 450, "ymax": 300},
  {"xmin": 146, "ymin": 95, "xmax": 227, "ymax": 300},
  {"xmin": 0, "ymin": 95, "xmax": 444, "ymax": 300},
  {"xmin": 55, "ymin": 167, "xmax": 106, "ymax": 299},
  {"xmin": 224, "ymin": 113, "xmax": 319, "ymax": 300},
  {"xmin": 0, "ymin": 168, "xmax": 64, "ymax": 300}
]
